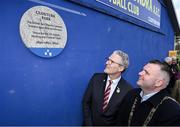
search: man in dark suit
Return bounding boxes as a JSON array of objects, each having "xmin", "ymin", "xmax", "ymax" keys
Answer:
[
  {"xmin": 116, "ymin": 60, "xmax": 180, "ymax": 126},
  {"xmin": 82, "ymin": 50, "xmax": 132, "ymax": 126}
]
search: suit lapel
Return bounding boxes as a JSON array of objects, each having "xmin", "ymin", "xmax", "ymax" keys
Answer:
[{"xmin": 98, "ymin": 74, "xmax": 107, "ymax": 112}]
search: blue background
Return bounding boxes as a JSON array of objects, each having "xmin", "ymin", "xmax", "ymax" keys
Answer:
[{"xmin": 0, "ymin": 0, "xmax": 174, "ymax": 125}]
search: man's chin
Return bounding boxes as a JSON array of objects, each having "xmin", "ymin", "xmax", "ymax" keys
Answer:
[
  {"xmin": 104, "ymin": 69, "xmax": 108, "ymax": 73},
  {"xmin": 137, "ymin": 81, "xmax": 141, "ymax": 86}
]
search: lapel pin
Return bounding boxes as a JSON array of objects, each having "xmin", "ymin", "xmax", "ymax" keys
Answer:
[{"xmin": 116, "ymin": 87, "xmax": 120, "ymax": 93}]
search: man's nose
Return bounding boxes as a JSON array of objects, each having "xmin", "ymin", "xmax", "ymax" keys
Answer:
[
  {"xmin": 106, "ymin": 59, "xmax": 111, "ymax": 65},
  {"xmin": 138, "ymin": 70, "xmax": 144, "ymax": 76}
]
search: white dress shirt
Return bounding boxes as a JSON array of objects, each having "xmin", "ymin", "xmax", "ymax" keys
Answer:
[{"xmin": 105, "ymin": 76, "xmax": 121, "ymax": 103}]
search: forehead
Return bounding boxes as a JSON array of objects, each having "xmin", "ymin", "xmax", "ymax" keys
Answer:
[
  {"xmin": 110, "ymin": 53, "xmax": 122, "ymax": 60},
  {"xmin": 143, "ymin": 63, "xmax": 161, "ymax": 73}
]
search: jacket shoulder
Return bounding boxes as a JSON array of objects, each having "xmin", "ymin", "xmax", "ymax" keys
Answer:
[
  {"xmin": 120, "ymin": 77, "xmax": 133, "ymax": 89},
  {"xmin": 125, "ymin": 88, "xmax": 141, "ymax": 97},
  {"xmin": 93, "ymin": 73, "xmax": 106, "ymax": 76},
  {"xmin": 91, "ymin": 73, "xmax": 107, "ymax": 79}
]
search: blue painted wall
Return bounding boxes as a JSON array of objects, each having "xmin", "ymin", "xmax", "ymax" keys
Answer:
[{"xmin": 0, "ymin": 0, "xmax": 174, "ymax": 125}]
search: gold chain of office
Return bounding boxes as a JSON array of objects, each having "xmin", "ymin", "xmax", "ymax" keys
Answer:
[{"xmin": 128, "ymin": 96, "xmax": 178, "ymax": 127}]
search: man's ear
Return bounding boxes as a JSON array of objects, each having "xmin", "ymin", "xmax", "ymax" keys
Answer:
[
  {"xmin": 119, "ymin": 66, "xmax": 125, "ymax": 72},
  {"xmin": 155, "ymin": 79, "xmax": 164, "ymax": 87}
]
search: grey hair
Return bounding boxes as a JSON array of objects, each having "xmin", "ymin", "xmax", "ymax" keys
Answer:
[{"xmin": 113, "ymin": 50, "xmax": 129, "ymax": 68}]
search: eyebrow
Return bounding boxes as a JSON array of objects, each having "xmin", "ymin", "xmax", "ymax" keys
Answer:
[{"xmin": 143, "ymin": 67, "xmax": 150, "ymax": 75}]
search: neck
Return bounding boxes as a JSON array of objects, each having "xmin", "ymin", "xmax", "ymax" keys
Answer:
[
  {"xmin": 142, "ymin": 89, "xmax": 159, "ymax": 96},
  {"xmin": 142, "ymin": 91, "xmax": 150, "ymax": 96},
  {"xmin": 109, "ymin": 73, "xmax": 121, "ymax": 80}
]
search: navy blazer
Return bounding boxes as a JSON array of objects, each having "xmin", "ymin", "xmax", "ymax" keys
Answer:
[
  {"xmin": 116, "ymin": 88, "xmax": 180, "ymax": 126},
  {"xmin": 82, "ymin": 73, "xmax": 132, "ymax": 126}
]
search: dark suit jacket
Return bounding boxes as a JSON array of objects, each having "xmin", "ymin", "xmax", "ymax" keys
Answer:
[
  {"xmin": 116, "ymin": 88, "xmax": 180, "ymax": 126},
  {"xmin": 82, "ymin": 73, "xmax": 132, "ymax": 126}
]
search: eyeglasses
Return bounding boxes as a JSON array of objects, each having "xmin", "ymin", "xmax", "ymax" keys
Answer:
[{"xmin": 105, "ymin": 57, "xmax": 124, "ymax": 66}]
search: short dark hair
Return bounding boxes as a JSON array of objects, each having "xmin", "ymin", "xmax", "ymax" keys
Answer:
[{"xmin": 149, "ymin": 60, "xmax": 171, "ymax": 79}]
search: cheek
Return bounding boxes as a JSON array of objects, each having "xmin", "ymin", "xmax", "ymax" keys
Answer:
[
  {"xmin": 107, "ymin": 67, "xmax": 118, "ymax": 73},
  {"xmin": 113, "ymin": 66, "xmax": 119, "ymax": 71},
  {"xmin": 145, "ymin": 78, "xmax": 156, "ymax": 86},
  {"xmin": 140, "ymin": 77, "xmax": 150, "ymax": 85}
]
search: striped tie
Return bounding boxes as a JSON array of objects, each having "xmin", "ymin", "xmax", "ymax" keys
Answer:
[{"xmin": 102, "ymin": 80, "xmax": 112, "ymax": 112}]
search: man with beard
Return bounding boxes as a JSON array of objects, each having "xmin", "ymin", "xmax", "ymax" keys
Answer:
[{"xmin": 82, "ymin": 50, "xmax": 132, "ymax": 126}]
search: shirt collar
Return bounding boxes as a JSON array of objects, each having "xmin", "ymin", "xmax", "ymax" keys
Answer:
[
  {"xmin": 140, "ymin": 91, "xmax": 158, "ymax": 102},
  {"xmin": 107, "ymin": 75, "xmax": 121, "ymax": 85}
]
